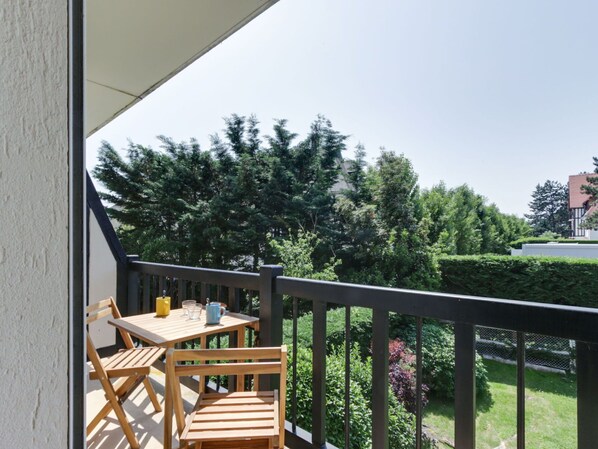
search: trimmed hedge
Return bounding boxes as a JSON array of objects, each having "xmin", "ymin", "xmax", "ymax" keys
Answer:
[
  {"xmin": 439, "ymin": 255, "xmax": 598, "ymax": 308},
  {"xmin": 509, "ymin": 237, "xmax": 598, "ymax": 249}
]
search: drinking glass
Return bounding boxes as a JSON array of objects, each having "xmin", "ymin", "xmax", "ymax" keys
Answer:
[
  {"xmin": 182, "ymin": 300, "xmax": 196, "ymax": 317},
  {"xmin": 189, "ymin": 303, "xmax": 202, "ymax": 321}
]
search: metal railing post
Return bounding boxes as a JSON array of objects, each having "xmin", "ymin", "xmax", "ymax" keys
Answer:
[
  {"xmin": 126, "ymin": 255, "xmax": 140, "ymax": 316},
  {"xmin": 259, "ymin": 265, "xmax": 283, "ymax": 391},
  {"xmin": 312, "ymin": 299, "xmax": 327, "ymax": 448},
  {"xmin": 455, "ymin": 322, "xmax": 476, "ymax": 449},
  {"xmin": 372, "ymin": 309, "xmax": 389, "ymax": 449},
  {"xmin": 577, "ymin": 341, "xmax": 598, "ymax": 448}
]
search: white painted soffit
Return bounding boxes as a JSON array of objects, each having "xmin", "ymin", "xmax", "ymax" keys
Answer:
[{"xmin": 86, "ymin": 0, "xmax": 279, "ymax": 136}]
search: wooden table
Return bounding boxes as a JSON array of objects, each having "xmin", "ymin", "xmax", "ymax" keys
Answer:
[{"xmin": 108, "ymin": 308, "xmax": 259, "ymax": 449}]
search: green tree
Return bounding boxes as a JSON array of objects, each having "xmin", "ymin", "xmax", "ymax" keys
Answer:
[
  {"xmin": 581, "ymin": 157, "xmax": 598, "ymax": 230},
  {"xmin": 335, "ymin": 150, "xmax": 439, "ymax": 289},
  {"xmin": 268, "ymin": 229, "xmax": 339, "ymax": 281},
  {"xmin": 421, "ymin": 183, "xmax": 530, "ymax": 255},
  {"xmin": 525, "ymin": 180, "xmax": 569, "ymax": 237},
  {"xmin": 268, "ymin": 229, "xmax": 340, "ymax": 316},
  {"xmin": 93, "ymin": 115, "xmax": 346, "ymax": 271},
  {"xmin": 334, "ymin": 146, "xmax": 382, "ymax": 284},
  {"xmin": 371, "ymin": 151, "xmax": 439, "ymax": 290}
]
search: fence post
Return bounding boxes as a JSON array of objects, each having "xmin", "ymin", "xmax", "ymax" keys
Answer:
[{"xmin": 259, "ymin": 265, "xmax": 283, "ymax": 391}]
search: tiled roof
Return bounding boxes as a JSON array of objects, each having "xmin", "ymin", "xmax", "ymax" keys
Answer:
[{"xmin": 569, "ymin": 173, "xmax": 595, "ymax": 208}]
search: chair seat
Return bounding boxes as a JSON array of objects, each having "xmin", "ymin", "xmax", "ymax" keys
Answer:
[
  {"xmin": 89, "ymin": 346, "xmax": 165, "ymax": 380},
  {"xmin": 181, "ymin": 391, "xmax": 279, "ymax": 445}
]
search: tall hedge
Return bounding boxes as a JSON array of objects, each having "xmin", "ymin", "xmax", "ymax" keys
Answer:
[{"xmin": 439, "ymin": 255, "xmax": 598, "ymax": 308}]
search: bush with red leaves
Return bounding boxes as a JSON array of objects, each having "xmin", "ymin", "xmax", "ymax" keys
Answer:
[{"xmin": 388, "ymin": 339, "xmax": 429, "ymax": 413}]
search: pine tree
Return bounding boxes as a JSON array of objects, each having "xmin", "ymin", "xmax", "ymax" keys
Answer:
[{"xmin": 525, "ymin": 180, "xmax": 569, "ymax": 237}]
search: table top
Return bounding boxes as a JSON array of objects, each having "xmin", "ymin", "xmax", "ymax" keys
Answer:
[{"xmin": 108, "ymin": 308, "xmax": 259, "ymax": 347}]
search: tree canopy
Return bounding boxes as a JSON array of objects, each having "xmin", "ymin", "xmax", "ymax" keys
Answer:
[
  {"xmin": 93, "ymin": 114, "xmax": 529, "ymax": 290},
  {"xmin": 421, "ymin": 183, "xmax": 531, "ymax": 255},
  {"xmin": 525, "ymin": 180, "xmax": 569, "ymax": 237}
]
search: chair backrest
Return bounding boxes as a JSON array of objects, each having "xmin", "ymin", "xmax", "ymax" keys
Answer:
[
  {"xmin": 86, "ymin": 296, "xmax": 135, "ymax": 348},
  {"xmin": 86, "ymin": 297, "xmax": 136, "ymax": 377},
  {"xmin": 166, "ymin": 346, "xmax": 287, "ymax": 446}
]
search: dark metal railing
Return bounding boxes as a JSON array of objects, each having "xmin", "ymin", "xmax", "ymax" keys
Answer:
[
  {"xmin": 126, "ymin": 260, "xmax": 260, "ymax": 317},
  {"xmin": 276, "ymin": 276, "xmax": 598, "ymax": 449},
  {"xmin": 123, "ymin": 261, "xmax": 598, "ymax": 449}
]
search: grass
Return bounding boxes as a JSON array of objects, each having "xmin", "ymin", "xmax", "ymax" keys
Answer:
[{"xmin": 423, "ymin": 360, "xmax": 577, "ymax": 449}]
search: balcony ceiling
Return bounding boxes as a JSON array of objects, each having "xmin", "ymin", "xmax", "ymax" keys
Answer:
[{"xmin": 86, "ymin": 0, "xmax": 278, "ymax": 136}]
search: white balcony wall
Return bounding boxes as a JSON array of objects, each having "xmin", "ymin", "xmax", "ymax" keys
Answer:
[
  {"xmin": 89, "ymin": 211, "xmax": 117, "ymax": 348},
  {"xmin": 521, "ymin": 243, "xmax": 598, "ymax": 259},
  {"xmin": 0, "ymin": 0, "xmax": 69, "ymax": 446}
]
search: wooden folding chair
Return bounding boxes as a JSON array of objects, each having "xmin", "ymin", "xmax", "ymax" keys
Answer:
[
  {"xmin": 86, "ymin": 297, "xmax": 166, "ymax": 449},
  {"xmin": 167, "ymin": 346, "xmax": 287, "ymax": 449}
]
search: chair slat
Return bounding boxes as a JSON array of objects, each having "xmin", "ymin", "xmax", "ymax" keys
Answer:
[
  {"xmin": 192, "ymin": 411, "xmax": 274, "ymax": 422},
  {"xmin": 199, "ymin": 439, "xmax": 270, "ymax": 449},
  {"xmin": 195, "ymin": 404, "xmax": 275, "ymax": 414},
  {"xmin": 200, "ymin": 397, "xmax": 275, "ymax": 406},
  {"xmin": 86, "ymin": 298, "xmax": 113, "ymax": 314},
  {"xmin": 172, "ymin": 347, "xmax": 283, "ymax": 362},
  {"xmin": 183, "ymin": 428, "xmax": 277, "ymax": 441},
  {"xmin": 191, "ymin": 419, "xmax": 275, "ymax": 431},
  {"xmin": 86, "ymin": 307, "xmax": 113, "ymax": 324},
  {"xmin": 176, "ymin": 362, "xmax": 281, "ymax": 377},
  {"xmin": 201, "ymin": 391, "xmax": 273, "ymax": 399}
]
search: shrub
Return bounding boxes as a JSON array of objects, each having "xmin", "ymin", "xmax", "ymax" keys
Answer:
[
  {"xmin": 284, "ymin": 308, "xmax": 490, "ymax": 400},
  {"xmin": 282, "ymin": 306, "xmax": 374, "ymax": 353},
  {"xmin": 391, "ymin": 317, "xmax": 489, "ymax": 400},
  {"xmin": 289, "ymin": 345, "xmax": 438, "ymax": 449},
  {"xmin": 268, "ymin": 230, "xmax": 340, "ymax": 317},
  {"xmin": 388, "ymin": 339, "xmax": 429, "ymax": 413},
  {"xmin": 438, "ymin": 255, "xmax": 598, "ymax": 308},
  {"xmin": 290, "ymin": 345, "xmax": 372, "ymax": 449}
]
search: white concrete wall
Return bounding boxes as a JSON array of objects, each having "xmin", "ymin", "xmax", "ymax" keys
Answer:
[
  {"xmin": 0, "ymin": 0, "xmax": 69, "ymax": 446},
  {"xmin": 521, "ymin": 243, "xmax": 598, "ymax": 259},
  {"xmin": 89, "ymin": 211, "xmax": 117, "ymax": 348}
]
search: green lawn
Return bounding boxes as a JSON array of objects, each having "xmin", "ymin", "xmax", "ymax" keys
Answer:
[{"xmin": 423, "ymin": 360, "xmax": 577, "ymax": 449}]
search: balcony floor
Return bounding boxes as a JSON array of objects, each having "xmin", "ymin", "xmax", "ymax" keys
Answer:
[
  {"xmin": 86, "ymin": 368, "xmax": 289, "ymax": 449},
  {"xmin": 86, "ymin": 368, "xmax": 178, "ymax": 449}
]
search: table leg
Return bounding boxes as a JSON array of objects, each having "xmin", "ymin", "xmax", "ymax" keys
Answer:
[
  {"xmin": 236, "ymin": 327, "xmax": 246, "ymax": 391},
  {"xmin": 200, "ymin": 335, "xmax": 207, "ymax": 393},
  {"xmin": 164, "ymin": 343, "xmax": 174, "ymax": 449}
]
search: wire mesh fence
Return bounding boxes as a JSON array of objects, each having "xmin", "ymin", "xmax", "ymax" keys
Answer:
[{"xmin": 476, "ymin": 327, "xmax": 575, "ymax": 372}]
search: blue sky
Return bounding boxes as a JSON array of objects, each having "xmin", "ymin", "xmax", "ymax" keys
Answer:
[{"xmin": 87, "ymin": 0, "xmax": 598, "ymax": 217}]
